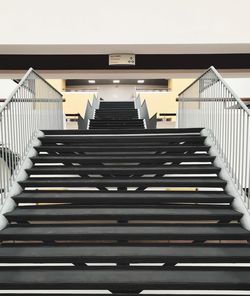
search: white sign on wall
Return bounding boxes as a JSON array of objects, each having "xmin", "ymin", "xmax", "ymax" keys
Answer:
[{"xmin": 109, "ymin": 54, "xmax": 135, "ymax": 66}]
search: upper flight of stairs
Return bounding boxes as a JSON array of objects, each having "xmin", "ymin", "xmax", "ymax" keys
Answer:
[
  {"xmin": 1, "ymin": 127, "xmax": 250, "ymax": 293},
  {"xmin": 89, "ymin": 101, "xmax": 145, "ymax": 129}
]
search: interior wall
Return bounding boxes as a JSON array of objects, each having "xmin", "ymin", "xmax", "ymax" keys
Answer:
[
  {"xmin": 47, "ymin": 79, "xmax": 95, "ymax": 116},
  {"xmin": 0, "ymin": 79, "xmax": 17, "ymax": 98},
  {"xmin": 139, "ymin": 79, "xmax": 195, "ymax": 119},
  {"xmin": 62, "ymin": 92, "xmax": 94, "ymax": 116},
  {"xmin": 225, "ymin": 78, "xmax": 250, "ymax": 98},
  {"xmin": 98, "ymin": 85, "xmax": 136, "ymax": 101}
]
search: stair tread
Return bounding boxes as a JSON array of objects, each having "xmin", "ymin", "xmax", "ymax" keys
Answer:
[
  {"xmin": 90, "ymin": 127, "xmax": 145, "ymax": 129},
  {"xmin": 89, "ymin": 126, "xmax": 145, "ymax": 128},
  {"xmin": 94, "ymin": 117, "xmax": 139, "ymax": 119},
  {"xmin": 96, "ymin": 110, "xmax": 138, "ymax": 112},
  {"xmin": 5, "ymin": 206, "xmax": 241, "ymax": 221},
  {"xmin": 30, "ymin": 155, "xmax": 215, "ymax": 163},
  {"xmin": 90, "ymin": 126, "xmax": 144, "ymax": 128},
  {"xmin": 90, "ymin": 124, "xmax": 144, "ymax": 126},
  {"xmin": 95, "ymin": 117, "xmax": 139, "ymax": 119},
  {"xmin": 12, "ymin": 190, "xmax": 234, "ymax": 204},
  {"xmin": 96, "ymin": 111, "xmax": 138, "ymax": 112},
  {"xmin": 90, "ymin": 119, "xmax": 143, "ymax": 122},
  {"xmin": 98, "ymin": 108, "xmax": 136, "ymax": 110},
  {"xmin": 35, "ymin": 145, "xmax": 210, "ymax": 152},
  {"xmin": 90, "ymin": 121, "xmax": 143, "ymax": 123},
  {"xmin": 94, "ymin": 113, "xmax": 138, "ymax": 114},
  {"xmin": 0, "ymin": 266, "xmax": 250, "ymax": 290},
  {"xmin": 38, "ymin": 140, "xmax": 205, "ymax": 145},
  {"xmin": 0, "ymin": 244, "xmax": 249, "ymax": 263},
  {"xmin": 19, "ymin": 177, "xmax": 227, "ymax": 188},
  {"xmin": 89, "ymin": 125, "xmax": 144, "ymax": 127},
  {"xmin": 26, "ymin": 165, "xmax": 220, "ymax": 174},
  {"xmin": 0, "ymin": 224, "xmax": 248, "ymax": 240}
]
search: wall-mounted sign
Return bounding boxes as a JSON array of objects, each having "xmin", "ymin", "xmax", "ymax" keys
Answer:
[{"xmin": 109, "ymin": 54, "xmax": 135, "ymax": 66}]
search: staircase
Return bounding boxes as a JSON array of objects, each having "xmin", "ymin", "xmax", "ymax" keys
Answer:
[
  {"xmin": 89, "ymin": 101, "xmax": 145, "ymax": 129},
  {"xmin": 1, "ymin": 127, "xmax": 250, "ymax": 293}
]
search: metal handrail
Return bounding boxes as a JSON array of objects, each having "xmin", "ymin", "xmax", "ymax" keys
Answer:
[
  {"xmin": 213, "ymin": 67, "xmax": 250, "ymax": 115},
  {"xmin": 0, "ymin": 68, "xmax": 62, "ymax": 114},
  {"xmin": 178, "ymin": 67, "xmax": 213, "ymax": 96},
  {"xmin": 178, "ymin": 66, "xmax": 250, "ymax": 210},
  {"xmin": 179, "ymin": 66, "xmax": 250, "ymax": 115},
  {"xmin": 0, "ymin": 68, "xmax": 63, "ymax": 207}
]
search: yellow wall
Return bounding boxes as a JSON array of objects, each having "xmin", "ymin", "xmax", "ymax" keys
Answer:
[
  {"xmin": 139, "ymin": 79, "xmax": 195, "ymax": 120},
  {"xmin": 62, "ymin": 92, "xmax": 94, "ymax": 116},
  {"xmin": 47, "ymin": 78, "xmax": 194, "ymax": 118},
  {"xmin": 47, "ymin": 79, "xmax": 65, "ymax": 92},
  {"xmin": 46, "ymin": 79, "xmax": 95, "ymax": 116}
]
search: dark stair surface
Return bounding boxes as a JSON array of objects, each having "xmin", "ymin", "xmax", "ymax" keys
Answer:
[
  {"xmin": 13, "ymin": 190, "xmax": 234, "ymax": 204},
  {"xmin": 26, "ymin": 164, "xmax": 220, "ymax": 175},
  {"xmin": 1, "ymin": 266, "xmax": 250, "ymax": 290},
  {"xmin": 1, "ymin": 125, "xmax": 250, "ymax": 294},
  {"xmin": 0, "ymin": 244, "xmax": 249, "ymax": 263},
  {"xmin": 5, "ymin": 205, "xmax": 242, "ymax": 222},
  {"xmin": 89, "ymin": 101, "xmax": 144, "ymax": 129}
]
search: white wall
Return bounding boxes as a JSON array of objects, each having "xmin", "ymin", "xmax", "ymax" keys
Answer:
[
  {"xmin": 0, "ymin": 80, "xmax": 17, "ymax": 98},
  {"xmin": 0, "ymin": 0, "xmax": 250, "ymax": 54},
  {"xmin": 98, "ymin": 85, "xmax": 136, "ymax": 101},
  {"xmin": 225, "ymin": 78, "xmax": 250, "ymax": 98}
]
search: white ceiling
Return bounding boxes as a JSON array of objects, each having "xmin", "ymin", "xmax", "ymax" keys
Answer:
[{"xmin": 0, "ymin": 0, "xmax": 250, "ymax": 53}]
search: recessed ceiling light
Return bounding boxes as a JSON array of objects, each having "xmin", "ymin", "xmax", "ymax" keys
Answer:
[
  {"xmin": 88, "ymin": 80, "xmax": 96, "ymax": 84},
  {"xmin": 137, "ymin": 80, "xmax": 145, "ymax": 84},
  {"xmin": 113, "ymin": 80, "xmax": 120, "ymax": 84}
]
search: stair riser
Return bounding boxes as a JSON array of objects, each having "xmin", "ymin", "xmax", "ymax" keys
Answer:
[
  {"xmin": 30, "ymin": 157, "xmax": 215, "ymax": 164},
  {"xmin": 38, "ymin": 136, "xmax": 207, "ymax": 144},
  {"xmin": 42, "ymin": 128, "xmax": 204, "ymax": 135},
  {"xmin": 35, "ymin": 146, "xmax": 210, "ymax": 153},
  {"xmin": 19, "ymin": 180, "xmax": 226, "ymax": 188},
  {"xmin": 13, "ymin": 196, "xmax": 234, "ymax": 204},
  {"xmin": 0, "ymin": 233, "xmax": 248, "ymax": 241},
  {"xmin": 26, "ymin": 168, "xmax": 220, "ymax": 175}
]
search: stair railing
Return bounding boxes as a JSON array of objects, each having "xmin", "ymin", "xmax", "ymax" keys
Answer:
[
  {"xmin": 148, "ymin": 113, "xmax": 157, "ymax": 129},
  {"xmin": 178, "ymin": 66, "xmax": 250, "ymax": 209},
  {"xmin": 140, "ymin": 100, "xmax": 150, "ymax": 128},
  {"xmin": 93, "ymin": 95, "xmax": 100, "ymax": 109},
  {"xmin": 0, "ymin": 68, "xmax": 63, "ymax": 206},
  {"xmin": 134, "ymin": 95, "xmax": 141, "ymax": 109},
  {"xmin": 82, "ymin": 101, "xmax": 93, "ymax": 129},
  {"xmin": 82, "ymin": 95, "xmax": 99, "ymax": 129}
]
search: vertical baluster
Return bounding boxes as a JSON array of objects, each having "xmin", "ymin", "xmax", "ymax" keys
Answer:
[
  {"xmin": 246, "ymin": 115, "xmax": 250, "ymax": 206},
  {"xmin": 0, "ymin": 115, "xmax": 4, "ymax": 204}
]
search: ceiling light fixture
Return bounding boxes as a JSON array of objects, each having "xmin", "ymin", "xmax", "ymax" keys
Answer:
[
  {"xmin": 137, "ymin": 80, "xmax": 145, "ymax": 84},
  {"xmin": 88, "ymin": 80, "xmax": 96, "ymax": 84},
  {"xmin": 113, "ymin": 80, "xmax": 120, "ymax": 84}
]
